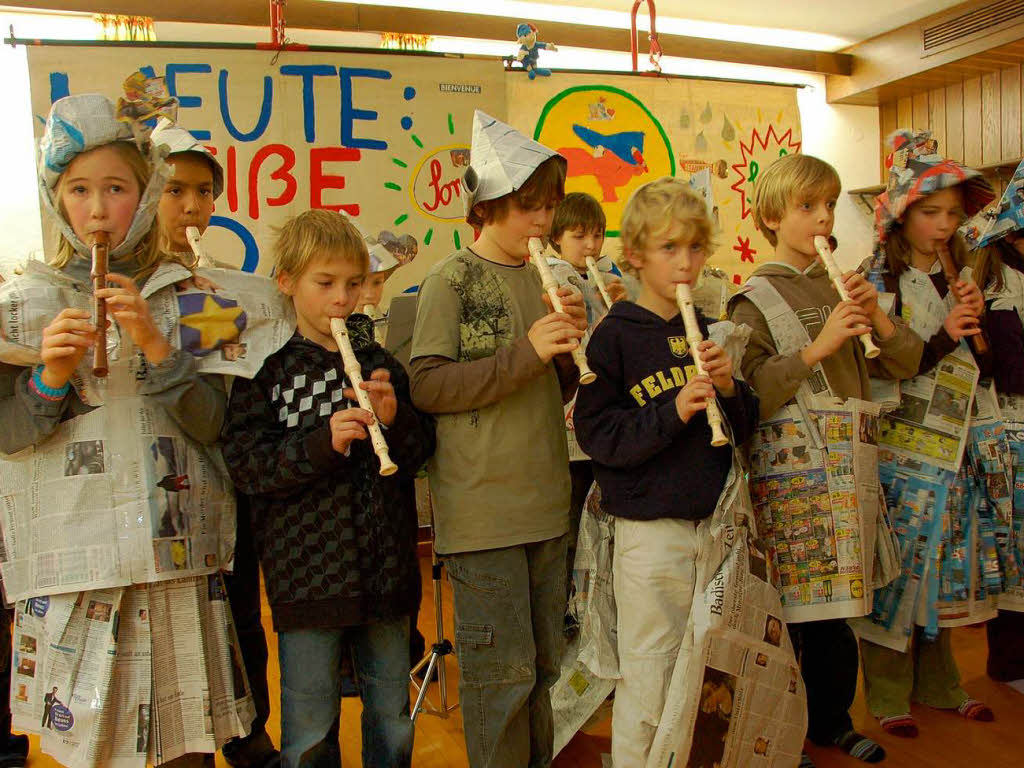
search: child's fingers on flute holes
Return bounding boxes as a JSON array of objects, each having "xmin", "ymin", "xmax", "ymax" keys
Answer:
[
  {"xmin": 46, "ymin": 331, "xmax": 95, "ymax": 348},
  {"xmin": 368, "ymin": 368, "xmax": 391, "ymax": 383},
  {"xmin": 103, "ymin": 273, "xmax": 142, "ymax": 292}
]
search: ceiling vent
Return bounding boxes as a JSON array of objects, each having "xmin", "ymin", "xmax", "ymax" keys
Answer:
[{"xmin": 922, "ymin": 0, "xmax": 1024, "ymax": 56}]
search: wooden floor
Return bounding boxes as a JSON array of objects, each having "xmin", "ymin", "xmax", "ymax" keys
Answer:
[{"xmin": 24, "ymin": 555, "xmax": 1024, "ymax": 766}]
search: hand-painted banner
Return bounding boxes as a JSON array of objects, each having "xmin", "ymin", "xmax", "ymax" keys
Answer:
[
  {"xmin": 26, "ymin": 46, "xmax": 504, "ymax": 297},
  {"xmin": 25, "ymin": 46, "xmax": 801, "ymax": 294},
  {"xmin": 508, "ymin": 74, "xmax": 802, "ymax": 284}
]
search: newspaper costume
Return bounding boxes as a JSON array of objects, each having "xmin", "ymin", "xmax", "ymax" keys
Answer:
[
  {"xmin": 736, "ymin": 276, "xmax": 887, "ymax": 623},
  {"xmin": 151, "ymin": 117, "xmax": 224, "ymax": 200},
  {"xmin": 359, "ymin": 230, "xmax": 401, "ymax": 346},
  {"xmin": 463, "ymin": 110, "xmax": 563, "ymax": 217},
  {"xmin": 0, "ymin": 95, "xmax": 294, "ymax": 768},
  {"xmin": 856, "ymin": 131, "xmax": 1006, "ymax": 651},
  {"xmin": 961, "ymin": 157, "xmax": 1024, "ymax": 612},
  {"xmin": 551, "ymin": 324, "xmax": 809, "ymax": 766}
]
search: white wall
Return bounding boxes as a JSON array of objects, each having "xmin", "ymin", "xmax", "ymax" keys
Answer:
[{"xmin": 0, "ymin": 13, "xmax": 879, "ymax": 278}]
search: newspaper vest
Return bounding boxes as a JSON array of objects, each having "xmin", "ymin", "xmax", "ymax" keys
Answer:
[
  {"xmin": 0, "ymin": 261, "xmax": 294, "ymax": 602},
  {"xmin": 740, "ymin": 276, "xmax": 883, "ymax": 624}
]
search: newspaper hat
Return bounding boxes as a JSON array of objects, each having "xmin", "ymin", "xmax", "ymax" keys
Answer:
[
  {"xmin": 463, "ymin": 110, "xmax": 565, "ymax": 219},
  {"xmin": 960, "ymin": 157, "xmax": 1024, "ymax": 250},
  {"xmin": 37, "ymin": 93, "xmax": 171, "ymax": 260},
  {"xmin": 151, "ymin": 117, "xmax": 224, "ymax": 199},
  {"xmin": 347, "ymin": 217, "xmax": 400, "ymax": 273},
  {"xmin": 367, "ymin": 238, "xmax": 400, "ymax": 273},
  {"xmin": 874, "ymin": 129, "xmax": 994, "ymax": 244}
]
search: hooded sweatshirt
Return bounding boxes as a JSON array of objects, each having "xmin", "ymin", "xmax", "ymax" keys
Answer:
[
  {"xmin": 574, "ymin": 300, "xmax": 758, "ymax": 522},
  {"xmin": 728, "ymin": 261, "xmax": 923, "ymax": 420}
]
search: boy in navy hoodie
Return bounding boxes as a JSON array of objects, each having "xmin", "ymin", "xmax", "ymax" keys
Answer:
[{"xmin": 574, "ymin": 178, "xmax": 758, "ymax": 766}]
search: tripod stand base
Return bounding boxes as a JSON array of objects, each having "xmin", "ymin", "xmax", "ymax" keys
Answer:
[{"xmin": 410, "ymin": 640, "xmax": 458, "ymax": 721}]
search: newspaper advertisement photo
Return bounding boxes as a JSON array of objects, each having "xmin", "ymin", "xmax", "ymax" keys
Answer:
[
  {"xmin": 877, "ymin": 351, "xmax": 979, "ymax": 474},
  {"xmin": 748, "ymin": 399, "xmax": 880, "ymax": 623},
  {"xmin": 11, "ymin": 589, "xmax": 131, "ymax": 767}
]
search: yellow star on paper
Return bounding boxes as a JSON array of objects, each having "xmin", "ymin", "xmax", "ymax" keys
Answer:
[{"xmin": 179, "ymin": 295, "xmax": 244, "ymax": 349}]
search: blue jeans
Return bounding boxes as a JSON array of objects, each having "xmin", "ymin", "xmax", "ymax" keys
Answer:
[
  {"xmin": 277, "ymin": 617, "xmax": 413, "ymax": 768},
  {"xmin": 444, "ymin": 534, "xmax": 567, "ymax": 768}
]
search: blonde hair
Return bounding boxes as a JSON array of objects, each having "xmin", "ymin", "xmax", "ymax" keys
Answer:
[
  {"xmin": 273, "ymin": 209, "xmax": 369, "ymax": 277},
  {"xmin": 619, "ymin": 177, "xmax": 715, "ymax": 277},
  {"xmin": 51, "ymin": 141, "xmax": 188, "ymax": 285},
  {"xmin": 753, "ymin": 154, "xmax": 841, "ymax": 246}
]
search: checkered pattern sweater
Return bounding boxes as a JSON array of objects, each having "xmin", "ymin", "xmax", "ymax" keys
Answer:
[{"xmin": 221, "ymin": 315, "xmax": 435, "ymax": 631}]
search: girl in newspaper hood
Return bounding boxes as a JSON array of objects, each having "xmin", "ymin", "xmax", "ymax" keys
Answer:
[
  {"xmin": 962, "ymin": 157, "xmax": 1024, "ymax": 695},
  {"xmin": 0, "ymin": 93, "xmax": 256, "ymax": 768},
  {"xmin": 859, "ymin": 129, "xmax": 997, "ymax": 739}
]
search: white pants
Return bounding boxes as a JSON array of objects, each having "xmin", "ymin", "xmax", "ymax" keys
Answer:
[{"xmin": 612, "ymin": 516, "xmax": 705, "ymax": 768}]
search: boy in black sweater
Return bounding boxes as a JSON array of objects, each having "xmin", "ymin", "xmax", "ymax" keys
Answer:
[
  {"xmin": 221, "ymin": 210, "xmax": 435, "ymax": 768},
  {"xmin": 574, "ymin": 178, "xmax": 758, "ymax": 766}
]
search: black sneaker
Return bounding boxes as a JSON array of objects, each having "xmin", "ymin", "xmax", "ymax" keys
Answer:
[
  {"xmin": 222, "ymin": 731, "xmax": 280, "ymax": 768},
  {"xmin": 0, "ymin": 734, "xmax": 29, "ymax": 768}
]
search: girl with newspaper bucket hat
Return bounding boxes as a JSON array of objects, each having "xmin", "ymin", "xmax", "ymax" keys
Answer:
[
  {"xmin": 858, "ymin": 129, "xmax": 997, "ymax": 738},
  {"xmin": 0, "ymin": 89, "xmax": 291, "ymax": 768}
]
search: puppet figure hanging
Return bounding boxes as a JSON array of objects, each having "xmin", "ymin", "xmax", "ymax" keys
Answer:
[{"xmin": 514, "ymin": 23, "xmax": 557, "ymax": 79}]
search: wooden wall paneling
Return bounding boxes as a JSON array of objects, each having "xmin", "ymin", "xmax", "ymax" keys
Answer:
[
  {"xmin": 964, "ymin": 76, "xmax": 983, "ymax": 168},
  {"xmin": 981, "ymin": 70, "xmax": 1001, "ymax": 165},
  {"xmin": 913, "ymin": 91, "xmax": 929, "ymax": 132},
  {"xmin": 897, "ymin": 96, "xmax": 913, "ymax": 130},
  {"xmin": 929, "ymin": 86, "xmax": 947, "ymax": 159},
  {"xmin": 1003, "ymin": 65, "xmax": 1022, "ymax": 162},
  {"xmin": 945, "ymin": 81, "xmax": 964, "ymax": 161}
]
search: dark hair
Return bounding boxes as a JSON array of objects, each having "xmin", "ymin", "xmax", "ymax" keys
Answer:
[
  {"xmin": 467, "ymin": 156, "xmax": 566, "ymax": 230},
  {"xmin": 550, "ymin": 192, "xmax": 606, "ymax": 252},
  {"xmin": 883, "ymin": 222, "xmax": 969, "ymax": 278},
  {"xmin": 974, "ymin": 237, "xmax": 1024, "ymax": 294}
]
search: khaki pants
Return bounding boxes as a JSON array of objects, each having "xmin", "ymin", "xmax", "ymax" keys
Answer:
[{"xmin": 612, "ymin": 517, "xmax": 705, "ymax": 768}]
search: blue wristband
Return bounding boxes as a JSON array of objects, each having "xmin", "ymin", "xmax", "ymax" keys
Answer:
[{"xmin": 31, "ymin": 367, "xmax": 70, "ymax": 399}]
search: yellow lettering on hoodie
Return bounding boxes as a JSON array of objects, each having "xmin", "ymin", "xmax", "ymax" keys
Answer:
[{"xmin": 642, "ymin": 375, "xmax": 661, "ymax": 399}]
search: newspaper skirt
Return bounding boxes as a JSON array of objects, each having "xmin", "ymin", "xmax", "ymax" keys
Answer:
[
  {"xmin": 995, "ymin": 392, "xmax": 1024, "ymax": 612},
  {"xmin": 855, "ymin": 384, "xmax": 1016, "ymax": 651},
  {"xmin": 10, "ymin": 575, "xmax": 254, "ymax": 768}
]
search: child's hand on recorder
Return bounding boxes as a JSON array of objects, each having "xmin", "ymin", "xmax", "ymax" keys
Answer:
[
  {"xmin": 842, "ymin": 272, "xmax": 880, "ymax": 316},
  {"xmin": 346, "ymin": 369, "xmax": 397, "ymax": 427},
  {"xmin": 696, "ymin": 340, "xmax": 736, "ymax": 397},
  {"xmin": 330, "ymin": 408, "xmax": 374, "ymax": 454},
  {"xmin": 801, "ymin": 301, "xmax": 871, "ymax": 366},
  {"xmin": 95, "ymin": 273, "xmax": 172, "ymax": 364},
  {"xmin": 675, "ymin": 375, "xmax": 716, "ymax": 424},
  {"xmin": 943, "ymin": 302, "xmax": 981, "ymax": 341},
  {"xmin": 543, "ymin": 286, "xmax": 589, "ymax": 332},
  {"xmin": 39, "ymin": 308, "xmax": 97, "ymax": 388},
  {"xmin": 528, "ymin": 313, "xmax": 584, "ymax": 363}
]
